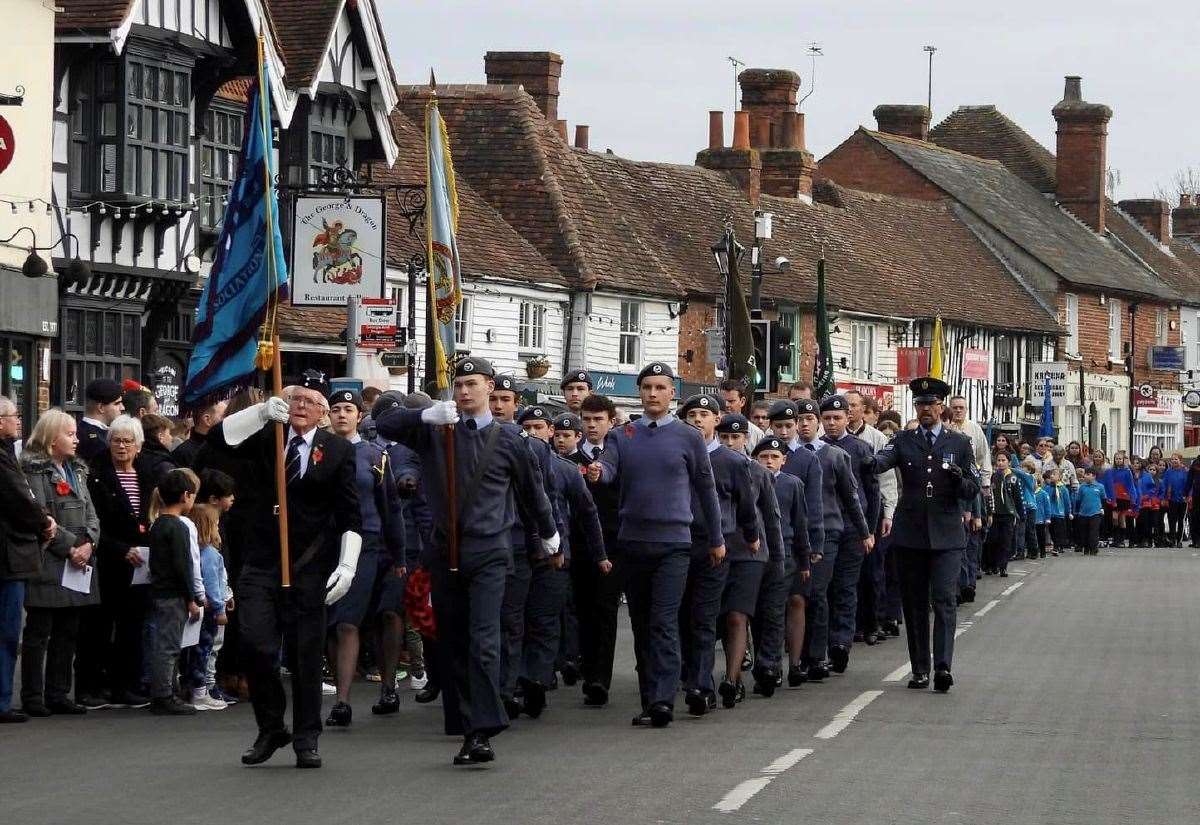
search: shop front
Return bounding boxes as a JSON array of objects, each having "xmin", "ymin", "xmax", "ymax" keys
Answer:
[
  {"xmin": 1058, "ymin": 373, "xmax": 1129, "ymax": 453},
  {"xmin": 1133, "ymin": 389, "xmax": 1182, "ymax": 457}
]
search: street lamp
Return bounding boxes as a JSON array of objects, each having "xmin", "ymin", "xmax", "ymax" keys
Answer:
[{"xmin": 750, "ymin": 210, "xmax": 774, "ymax": 318}]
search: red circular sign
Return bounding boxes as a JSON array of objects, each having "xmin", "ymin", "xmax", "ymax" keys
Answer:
[{"xmin": 0, "ymin": 116, "xmax": 13, "ymax": 176}]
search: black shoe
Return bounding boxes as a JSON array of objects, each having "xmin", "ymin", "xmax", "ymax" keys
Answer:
[
  {"xmin": 963, "ymin": 586, "xmax": 976, "ymax": 603},
  {"xmin": 559, "ymin": 660, "xmax": 581, "ymax": 687},
  {"xmin": 503, "ymin": 696, "xmax": 522, "ymax": 719},
  {"xmin": 581, "ymin": 681, "xmax": 609, "ymax": 707},
  {"xmin": 149, "ymin": 697, "xmax": 195, "ymax": 716},
  {"xmin": 735, "ymin": 682, "xmax": 746, "ymax": 704},
  {"xmin": 685, "ymin": 689, "xmax": 709, "ymax": 717},
  {"xmin": 22, "ymin": 702, "xmax": 51, "ymax": 718},
  {"xmin": 76, "ymin": 693, "xmax": 110, "ymax": 710},
  {"xmin": 807, "ymin": 663, "xmax": 829, "ymax": 682},
  {"xmin": 933, "ymin": 669, "xmax": 954, "ymax": 693},
  {"xmin": 718, "ymin": 680, "xmax": 738, "ymax": 709},
  {"xmin": 295, "ymin": 749, "xmax": 322, "ymax": 769},
  {"xmin": 325, "ymin": 701, "xmax": 352, "ymax": 727},
  {"xmin": 109, "ymin": 690, "xmax": 150, "ymax": 709},
  {"xmin": 372, "ymin": 690, "xmax": 400, "ymax": 715},
  {"xmin": 907, "ymin": 673, "xmax": 930, "ymax": 690},
  {"xmin": 241, "ymin": 729, "xmax": 293, "ymax": 765},
  {"xmin": 829, "ymin": 645, "xmax": 850, "ymax": 674},
  {"xmin": 864, "ymin": 631, "xmax": 879, "ymax": 646},
  {"xmin": 648, "ymin": 702, "xmax": 673, "ymax": 728},
  {"xmin": 631, "ymin": 710, "xmax": 653, "ymax": 727},
  {"xmin": 46, "ymin": 699, "xmax": 87, "ymax": 715},
  {"xmin": 415, "ymin": 685, "xmax": 441, "ymax": 704},
  {"xmin": 0, "ymin": 709, "xmax": 28, "ymax": 723},
  {"xmin": 999, "ymin": 570, "xmax": 1009, "ymax": 578},
  {"xmin": 880, "ymin": 620, "xmax": 901, "ymax": 637},
  {"xmin": 453, "ymin": 733, "xmax": 495, "ymax": 765},
  {"xmin": 751, "ymin": 665, "xmax": 778, "ymax": 698},
  {"xmin": 521, "ymin": 681, "xmax": 547, "ymax": 719},
  {"xmin": 788, "ymin": 666, "xmax": 807, "ymax": 687},
  {"xmin": 741, "ymin": 649, "xmax": 753, "ymax": 673}
]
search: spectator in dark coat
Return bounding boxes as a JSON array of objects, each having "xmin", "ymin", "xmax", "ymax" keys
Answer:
[
  {"xmin": 138, "ymin": 414, "xmax": 179, "ymax": 487},
  {"xmin": 172, "ymin": 400, "xmax": 227, "ymax": 469}
]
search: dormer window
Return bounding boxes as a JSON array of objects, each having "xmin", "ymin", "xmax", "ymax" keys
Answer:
[{"xmin": 307, "ymin": 95, "xmax": 354, "ymax": 184}]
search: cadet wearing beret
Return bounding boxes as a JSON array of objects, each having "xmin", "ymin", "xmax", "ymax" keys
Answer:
[
  {"xmin": 819, "ymin": 394, "xmax": 881, "ymax": 675},
  {"xmin": 78, "ymin": 378, "xmax": 125, "ymax": 463},
  {"xmin": 561, "ymin": 369, "xmax": 592, "ymax": 414},
  {"xmin": 587, "ymin": 363, "xmax": 725, "ymax": 727},
  {"xmin": 489, "ymin": 375, "xmax": 521, "ymax": 423},
  {"xmin": 872, "ymin": 377, "xmax": 978, "ymax": 693},
  {"xmin": 376, "ymin": 356, "xmax": 559, "ymax": 764}
]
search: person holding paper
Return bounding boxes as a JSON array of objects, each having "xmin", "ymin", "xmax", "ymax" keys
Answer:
[
  {"xmin": 20, "ymin": 409, "xmax": 101, "ymax": 717},
  {"xmin": 78, "ymin": 415, "xmax": 155, "ymax": 710}
]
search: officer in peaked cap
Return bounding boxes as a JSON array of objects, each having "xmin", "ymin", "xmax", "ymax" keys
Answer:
[
  {"xmin": 872, "ymin": 375, "xmax": 977, "ymax": 693},
  {"xmin": 561, "ymin": 369, "xmax": 593, "ymax": 413}
]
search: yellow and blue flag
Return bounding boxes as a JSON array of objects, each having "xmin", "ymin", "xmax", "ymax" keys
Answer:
[{"xmin": 425, "ymin": 96, "xmax": 462, "ymax": 395}]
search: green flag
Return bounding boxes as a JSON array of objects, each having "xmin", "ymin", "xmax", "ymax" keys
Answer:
[
  {"xmin": 726, "ymin": 239, "xmax": 757, "ymax": 388},
  {"xmin": 812, "ymin": 256, "xmax": 834, "ymax": 398}
]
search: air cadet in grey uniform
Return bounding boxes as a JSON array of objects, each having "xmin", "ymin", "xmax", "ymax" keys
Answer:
[{"xmin": 872, "ymin": 377, "xmax": 979, "ymax": 693}]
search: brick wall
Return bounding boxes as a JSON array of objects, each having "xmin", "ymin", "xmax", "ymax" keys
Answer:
[
  {"xmin": 678, "ymin": 300, "xmax": 717, "ymax": 384},
  {"xmin": 1060, "ymin": 290, "xmax": 1180, "ymax": 386},
  {"xmin": 815, "ymin": 131, "xmax": 947, "ymax": 201}
]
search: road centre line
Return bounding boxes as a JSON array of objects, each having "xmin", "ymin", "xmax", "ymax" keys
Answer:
[
  {"xmin": 974, "ymin": 599, "xmax": 1000, "ymax": 617},
  {"xmin": 713, "ymin": 777, "xmax": 774, "ymax": 813},
  {"xmin": 814, "ymin": 690, "xmax": 884, "ymax": 740},
  {"xmin": 1000, "ymin": 581, "xmax": 1024, "ymax": 597},
  {"xmin": 762, "ymin": 748, "xmax": 814, "ymax": 775}
]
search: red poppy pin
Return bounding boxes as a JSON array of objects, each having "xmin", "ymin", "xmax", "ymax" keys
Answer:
[
  {"xmin": 311, "ymin": 446, "xmax": 324, "ymax": 466},
  {"xmin": 55, "ymin": 479, "xmax": 71, "ymax": 497},
  {"xmin": 624, "ymin": 423, "xmax": 635, "ymax": 438},
  {"xmin": 138, "ymin": 524, "xmax": 147, "ymax": 534}
]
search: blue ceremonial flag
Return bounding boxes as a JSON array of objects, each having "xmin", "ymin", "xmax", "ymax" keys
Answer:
[
  {"xmin": 183, "ymin": 64, "xmax": 287, "ymax": 408},
  {"xmin": 1039, "ymin": 376, "xmax": 1054, "ymax": 438}
]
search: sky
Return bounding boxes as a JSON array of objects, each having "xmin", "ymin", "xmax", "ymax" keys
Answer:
[{"xmin": 380, "ymin": 1, "xmax": 1200, "ymax": 203}]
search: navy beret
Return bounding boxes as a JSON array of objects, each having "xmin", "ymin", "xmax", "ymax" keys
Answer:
[
  {"xmin": 517, "ymin": 406, "xmax": 552, "ymax": 424},
  {"xmin": 85, "ymin": 378, "xmax": 123, "ymax": 405},
  {"xmin": 493, "ymin": 374, "xmax": 519, "ymax": 393},
  {"xmin": 753, "ymin": 436, "xmax": 788, "ymax": 456},
  {"xmin": 795, "ymin": 399, "xmax": 819, "ymax": 416},
  {"xmin": 455, "ymin": 357, "xmax": 495, "ymax": 379},
  {"xmin": 716, "ymin": 413, "xmax": 750, "ymax": 434},
  {"xmin": 678, "ymin": 393, "xmax": 721, "ymax": 418},
  {"xmin": 767, "ymin": 400, "xmax": 797, "ymax": 421},
  {"xmin": 553, "ymin": 413, "xmax": 583, "ymax": 432},
  {"xmin": 327, "ymin": 389, "xmax": 363, "ymax": 410},
  {"xmin": 371, "ymin": 391, "xmax": 405, "ymax": 420},
  {"xmin": 819, "ymin": 394, "xmax": 847, "ymax": 413},
  {"xmin": 637, "ymin": 362, "xmax": 675, "ymax": 385},
  {"xmin": 561, "ymin": 369, "xmax": 592, "ymax": 389}
]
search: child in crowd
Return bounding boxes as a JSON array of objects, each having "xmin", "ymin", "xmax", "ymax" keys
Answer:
[
  {"xmin": 1033, "ymin": 473, "xmax": 1052, "ymax": 559},
  {"xmin": 1045, "ymin": 468, "xmax": 1073, "ymax": 555},
  {"xmin": 1134, "ymin": 460, "xmax": 1160, "ymax": 548},
  {"xmin": 146, "ymin": 468, "xmax": 203, "ymax": 715},
  {"xmin": 1103, "ymin": 451, "xmax": 1139, "ymax": 548},
  {"xmin": 197, "ymin": 470, "xmax": 237, "ymax": 705},
  {"xmin": 180, "ymin": 504, "xmax": 227, "ymax": 711},
  {"xmin": 1013, "ymin": 459, "xmax": 1038, "ymax": 561},
  {"xmin": 1162, "ymin": 453, "xmax": 1190, "ymax": 548},
  {"xmin": 987, "ymin": 451, "xmax": 1024, "ymax": 576},
  {"xmin": 1074, "ymin": 467, "xmax": 1107, "ymax": 556}
]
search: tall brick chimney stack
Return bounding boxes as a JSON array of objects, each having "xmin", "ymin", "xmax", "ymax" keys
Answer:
[
  {"xmin": 733, "ymin": 68, "xmax": 815, "ymax": 200},
  {"xmin": 873, "ymin": 105, "xmax": 931, "ymax": 141},
  {"xmin": 1118, "ymin": 198, "xmax": 1171, "ymax": 243},
  {"xmin": 1173, "ymin": 194, "xmax": 1200, "ymax": 239},
  {"xmin": 484, "ymin": 51, "xmax": 563, "ymax": 120},
  {"xmin": 696, "ymin": 110, "xmax": 761, "ymax": 205},
  {"xmin": 1052, "ymin": 76, "xmax": 1112, "ymax": 234}
]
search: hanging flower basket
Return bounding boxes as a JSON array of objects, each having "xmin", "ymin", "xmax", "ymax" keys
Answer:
[{"xmin": 526, "ymin": 356, "xmax": 551, "ymax": 379}]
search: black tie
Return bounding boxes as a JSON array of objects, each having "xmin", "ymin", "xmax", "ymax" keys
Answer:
[
  {"xmin": 466, "ymin": 418, "xmax": 478, "ymax": 431},
  {"xmin": 648, "ymin": 421, "xmax": 658, "ymax": 429},
  {"xmin": 926, "ymin": 429, "xmax": 936, "ymax": 450},
  {"xmin": 805, "ymin": 442, "xmax": 816, "ymax": 452},
  {"xmin": 285, "ymin": 435, "xmax": 305, "ymax": 486}
]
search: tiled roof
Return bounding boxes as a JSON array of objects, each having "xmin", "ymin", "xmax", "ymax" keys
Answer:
[
  {"xmin": 55, "ymin": 0, "xmax": 134, "ymax": 31},
  {"xmin": 275, "ymin": 303, "xmax": 347, "ymax": 345},
  {"xmin": 264, "ymin": 0, "xmax": 342, "ymax": 88},
  {"xmin": 1106, "ymin": 203, "xmax": 1200, "ymax": 305},
  {"xmin": 866, "ymin": 129, "xmax": 1176, "ymax": 301},
  {"xmin": 930, "ymin": 106, "xmax": 1058, "ymax": 193},
  {"xmin": 215, "ymin": 77, "xmax": 252, "ymax": 104}
]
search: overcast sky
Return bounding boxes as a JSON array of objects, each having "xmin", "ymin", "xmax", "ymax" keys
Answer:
[{"xmin": 381, "ymin": 1, "xmax": 1199, "ymax": 202}]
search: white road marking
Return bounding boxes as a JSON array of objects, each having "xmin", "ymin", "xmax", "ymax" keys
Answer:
[
  {"xmin": 713, "ymin": 777, "xmax": 773, "ymax": 813},
  {"xmin": 882, "ymin": 662, "xmax": 912, "ymax": 682},
  {"xmin": 762, "ymin": 748, "xmax": 814, "ymax": 775},
  {"xmin": 973, "ymin": 599, "xmax": 1000, "ymax": 617},
  {"xmin": 1010, "ymin": 569, "xmax": 1029, "ymax": 576},
  {"xmin": 814, "ymin": 690, "xmax": 883, "ymax": 739},
  {"xmin": 1000, "ymin": 581, "xmax": 1024, "ymax": 597}
]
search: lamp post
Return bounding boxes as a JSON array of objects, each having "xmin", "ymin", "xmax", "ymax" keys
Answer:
[
  {"xmin": 711, "ymin": 225, "xmax": 737, "ymax": 374},
  {"xmin": 751, "ymin": 210, "xmax": 773, "ymax": 319}
]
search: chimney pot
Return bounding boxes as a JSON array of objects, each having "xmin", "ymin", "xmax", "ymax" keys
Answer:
[
  {"xmin": 1173, "ymin": 198, "xmax": 1200, "ymax": 239},
  {"xmin": 751, "ymin": 114, "xmax": 772, "ymax": 149},
  {"xmin": 1118, "ymin": 198, "xmax": 1171, "ymax": 243},
  {"xmin": 1182, "ymin": 194, "xmax": 1193, "ymax": 208},
  {"xmin": 779, "ymin": 111, "xmax": 803, "ymax": 150},
  {"xmin": 1063, "ymin": 76, "xmax": 1082, "ymax": 102},
  {"xmin": 484, "ymin": 51, "xmax": 563, "ymax": 120},
  {"xmin": 872, "ymin": 104, "xmax": 931, "ymax": 141},
  {"xmin": 708, "ymin": 111, "xmax": 724, "ymax": 150},
  {"xmin": 1052, "ymin": 75, "xmax": 1113, "ymax": 233},
  {"xmin": 555, "ymin": 119, "xmax": 568, "ymax": 141},
  {"xmin": 732, "ymin": 111, "xmax": 751, "ymax": 150},
  {"xmin": 574, "ymin": 124, "xmax": 589, "ymax": 151}
]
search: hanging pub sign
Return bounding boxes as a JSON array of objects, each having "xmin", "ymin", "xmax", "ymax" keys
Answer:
[{"xmin": 290, "ymin": 195, "xmax": 385, "ymax": 306}]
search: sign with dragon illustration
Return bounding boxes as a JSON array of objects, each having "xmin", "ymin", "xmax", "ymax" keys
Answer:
[{"xmin": 290, "ymin": 195, "xmax": 385, "ymax": 306}]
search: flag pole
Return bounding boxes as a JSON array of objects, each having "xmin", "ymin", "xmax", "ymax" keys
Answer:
[{"xmin": 271, "ymin": 333, "xmax": 291, "ymax": 587}]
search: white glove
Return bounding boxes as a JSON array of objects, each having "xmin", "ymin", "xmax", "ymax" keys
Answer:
[
  {"xmin": 325, "ymin": 531, "xmax": 362, "ymax": 605},
  {"xmin": 262, "ymin": 396, "xmax": 289, "ymax": 424},
  {"xmin": 222, "ymin": 401, "xmax": 274, "ymax": 446},
  {"xmin": 541, "ymin": 532, "xmax": 561, "ymax": 556},
  {"xmin": 421, "ymin": 400, "xmax": 460, "ymax": 426}
]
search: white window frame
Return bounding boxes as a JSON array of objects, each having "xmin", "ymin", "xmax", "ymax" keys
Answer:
[
  {"xmin": 1194, "ymin": 311, "xmax": 1200, "ymax": 369},
  {"xmin": 518, "ymin": 301, "xmax": 545, "ymax": 352},
  {"xmin": 1108, "ymin": 298, "xmax": 1122, "ymax": 360},
  {"xmin": 851, "ymin": 322, "xmax": 874, "ymax": 377},
  {"xmin": 1065, "ymin": 293, "xmax": 1079, "ymax": 355},
  {"xmin": 618, "ymin": 301, "xmax": 641, "ymax": 368},
  {"xmin": 454, "ymin": 295, "xmax": 472, "ymax": 348}
]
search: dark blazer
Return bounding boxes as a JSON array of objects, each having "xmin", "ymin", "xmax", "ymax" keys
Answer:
[
  {"xmin": 551, "ymin": 452, "xmax": 606, "ymax": 565},
  {"xmin": 86, "ymin": 450, "xmax": 155, "ymax": 586},
  {"xmin": 211, "ymin": 422, "xmax": 361, "ymax": 578},
  {"xmin": 569, "ymin": 445, "xmax": 621, "ymax": 551},
  {"xmin": 139, "ymin": 439, "xmax": 179, "ymax": 488},
  {"xmin": 773, "ymin": 470, "xmax": 811, "ymax": 573},
  {"xmin": 171, "ymin": 429, "xmax": 207, "ymax": 469},
  {"xmin": 781, "ymin": 443, "xmax": 826, "ymax": 552},
  {"xmin": 76, "ymin": 418, "xmax": 108, "ymax": 465},
  {"xmin": 824, "ymin": 432, "xmax": 881, "ymax": 533},
  {"xmin": 874, "ymin": 427, "xmax": 979, "ymax": 550},
  {"xmin": 0, "ymin": 438, "xmax": 49, "ymax": 579}
]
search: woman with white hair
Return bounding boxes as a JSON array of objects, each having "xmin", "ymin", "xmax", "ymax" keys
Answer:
[
  {"xmin": 20, "ymin": 408, "xmax": 101, "ymax": 716},
  {"xmin": 77, "ymin": 415, "xmax": 155, "ymax": 708}
]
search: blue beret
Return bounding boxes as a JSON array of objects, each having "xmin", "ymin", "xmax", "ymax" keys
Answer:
[
  {"xmin": 637, "ymin": 362, "xmax": 674, "ymax": 385},
  {"xmin": 716, "ymin": 413, "xmax": 750, "ymax": 434}
]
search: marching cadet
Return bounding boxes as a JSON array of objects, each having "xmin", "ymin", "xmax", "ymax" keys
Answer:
[
  {"xmin": 77, "ymin": 378, "xmax": 125, "ymax": 464},
  {"xmin": 322, "ymin": 389, "xmax": 405, "ymax": 727},
  {"xmin": 586, "ymin": 362, "xmax": 724, "ymax": 728},
  {"xmin": 845, "ymin": 391, "xmax": 896, "ymax": 646},
  {"xmin": 489, "ymin": 374, "xmax": 522, "ymax": 423},
  {"xmin": 872, "ymin": 377, "xmax": 979, "ymax": 693},
  {"xmin": 819, "ymin": 395, "xmax": 879, "ymax": 674},
  {"xmin": 212, "ymin": 370, "xmax": 362, "ymax": 770},
  {"xmin": 792, "ymin": 399, "xmax": 869, "ymax": 682},
  {"xmin": 375, "ymin": 357, "xmax": 559, "ymax": 765},
  {"xmin": 715, "ymin": 414, "xmax": 783, "ymax": 703},
  {"xmin": 676, "ymin": 398, "xmax": 758, "ymax": 716},
  {"xmin": 749, "ymin": 436, "xmax": 814, "ymax": 693},
  {"xmin": 561, "ymin": 369, "xmax": 593, "ymax": 414},
  {"xmin": 570, "ymin": 393, "xmax": 624, "ymax": 707}
]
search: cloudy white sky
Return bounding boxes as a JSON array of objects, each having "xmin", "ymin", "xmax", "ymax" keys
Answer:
[{"xmin": 380, "ymin": 1, "xmax": 1199, "ymax": 202}]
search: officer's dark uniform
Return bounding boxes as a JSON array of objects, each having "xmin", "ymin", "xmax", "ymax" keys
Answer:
[
  {"xmin": 77, "ymin": 378, "xmax": 122, "ymax": 464},
  {"xmin": 872, "ymin": 377, "xmax": 979, "ymax": 692}
]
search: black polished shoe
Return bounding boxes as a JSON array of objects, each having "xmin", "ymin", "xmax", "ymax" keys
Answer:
[
  {"xmin": 46, "ymin": 699, "xmax": 87, "ymax": 715},
  {"xmin": 751, "ymin": 665, "xmax": 778, "ymax": 698},
  {"xmin": 648, "ymin": 701, "xmax": 673, "ymax": 728},
  {"xmin": 453, "ymin": 733, "xmax": 495, "ymax": 765},
  {"xmin": 559, "ymin": 660, "xmax": 581, "ymax": 687},
  {"xmin": 962, "ymin": 585, "xmax": 976, "ymax": 603},
  {"xmin": 0, "ymin": 709, "xmax": 29, "ymax": 723},
  {"xmin": 718, "ymin": 680, "xmax": 738, "ymax": 709},
  {"xmin": 22, "ymin": 702, "xmax": 51, "ymax": 718},
  {"xmin": 829, "ymin": 645, "xmax": 850, "ymax": 674},
  {"xmin": 999, "ymin": 570, "xmax": 1009, "ymax": 578},
  {"xmin": 503, "ymin": 696, "xmax": 522, "ymax": 719},
  {"xmin": 582, "ymin": 681, "xmax": 609, "ymax": 707},
  {"xmin": 325, "ymin": 701, "xmax": 352, "ymax": 727},
  {"xmin": 864, "ymin": 631, "xmax": 879, "ymax": 646},
  {"xmin": 414, "ymin": 684, "xmax": 441, "ymax": 705},
  {"xmin": 76, "ymin": 693, "xmax": 110, "ymax": 710},
  {"xmin": 807, "ymin": 663, "xmax": 829, "ymax": 682},
  {"xmin": 241, "ymin": 729, "xmax": 293, "ymax": 765},
  {"xmin": 521, "ymin": 681, "xmax": 547, "ymax": 719},
  {"xmin": 933, "ymin": 669, "xmax": 954, "ymax": 693},
  {"xmin": 907, "ymin": 673, "xmax": 930, "ymax": 690},
  {"xmin": 371, "ymin": 689, "xmax": 400, "ymax": 715},
  {"xmin": 631, "ymin": 710, "xmax": 653, "ymax": 727},
  {"xmin": 685, "ymin": 689, "xmax": 709, "ymax": 717},
  {"xmin": 149, "ymin": 697, "xmax": 195, "ymax": 716},
  {"xmin": 788, "ymin": 666, "xmax": 807, "ymax": 687},
  {"xmin": 294, "ymin": 748, "xmax": 322, "ymax": 769}
]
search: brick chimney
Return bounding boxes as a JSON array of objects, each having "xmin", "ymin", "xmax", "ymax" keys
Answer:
[
  {"xmin": 484, "ymin": 51, "xmax": 563, "ymax": 120},
  {"xmin": 1052, "ymin": 76, "xmax": 1112, "ymax": 234},
  {"xmin": 1118, "ymin": 198, "xmax": 1170, "ymax": 243},
  {"xmin": 732, "ymin": 68, "xmax": 815, "ymax": 200},
  {"xmin": 1173, "ymin": 194, "xmax": 1200, "ymax": 239},
  {"xmin": 696, "ymin": 110, "xmax": 761, "ymax": 205},
  {"xmin": 873, "ymin": 104, "xmax": 931, "ymax": 141},
  {"xmin": 573, "ymin": 124, "xmax": 589, "ymax": 151}
]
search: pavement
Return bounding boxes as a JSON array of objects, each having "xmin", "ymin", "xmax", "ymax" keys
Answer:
[{"xmin": 3, "ymin": 547, "xmax": 1199, "ymax": 825}]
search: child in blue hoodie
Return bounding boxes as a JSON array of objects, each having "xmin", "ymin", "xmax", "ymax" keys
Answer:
[
  {"xmin": 1162, "ymin": 453, "xmax": 1191, "ymax": 548},
  {"xmin": 1044, "ymin": 468, "xmax": 1073, "ymax": 555},
  {"xmin": 1103, "ymin": 451, "xmax": 1140, "ymax": 548},
  {"xmin": 1134, "ymin": 460, "xmax": 1161, "ymax": 548},
  {"xmin": 1033, "ymin": 475, "xmax": 1053, "ymax": 559},
  {"xmin": 1074, "ymin": 467, "xmax": 1107, "ymax": 555},
  {"xmin": 1013, "ymin": 459, "xmax": 1039, "ymax": 560}
]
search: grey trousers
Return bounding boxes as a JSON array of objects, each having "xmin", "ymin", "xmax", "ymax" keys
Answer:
[{"xmin": 149, "ymin": 597, "xmax": 188, "ymax": 700}]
